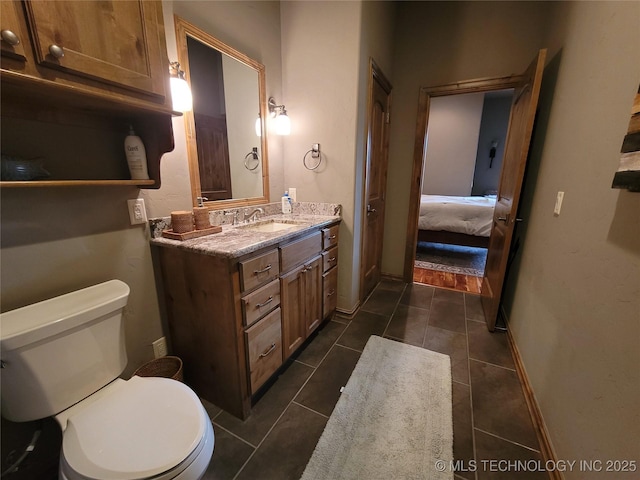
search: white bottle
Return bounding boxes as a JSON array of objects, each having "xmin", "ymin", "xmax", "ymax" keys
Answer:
[
  {"xmin": 124, "ymin": 126, "xmax": 149, "ymax": 180},
  {"xmin": 281, "ymin": 191, "xmax": 292, "ymax": 214}
]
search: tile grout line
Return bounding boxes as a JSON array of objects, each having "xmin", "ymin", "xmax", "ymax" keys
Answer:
[
  {"xmin": 468, "ymin": 357, "xmax": 517, "ymax": 372},
  {"xmin": 463, "ymin": 294, "xmax": 480, "ymax": 480},
  {"xmin": 420, "ymin": 287, "xmax": 436, "ymax": 348},
  {"xmin": 380, "ymin": 283, "xmax": 408, "ymax": 339},
  {"xmin": 210, "ymin": 421, "xmax": 259, "ymax": 449},
  {"xmin": 291, "ymin": 400, "xmax": 330, "ymax": 419},
  {"xmin": 473, "ymin": 427, "xmax": 542, "ymax": 454}
]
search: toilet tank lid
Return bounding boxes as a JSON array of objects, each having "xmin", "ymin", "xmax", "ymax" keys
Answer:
[{"xmin": 0, "ymin": 280, "xmax": 130, "ymax": 351}]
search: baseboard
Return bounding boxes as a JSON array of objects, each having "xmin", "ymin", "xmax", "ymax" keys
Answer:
[{"xmin": 501, "ymin": 305, "xmax": 563, "ymax": 480}]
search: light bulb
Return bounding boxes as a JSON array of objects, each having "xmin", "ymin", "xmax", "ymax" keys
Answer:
[
  {"xmin": 170, "ymin": 77, "xmax": 193, "ymax": 112},
  {"xmin": 275, "ymin": 112, "xmax": 291, "ymax": 136}
]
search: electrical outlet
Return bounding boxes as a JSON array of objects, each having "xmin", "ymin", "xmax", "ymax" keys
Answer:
[
  {"xmin": 553, "ymin": 191, "xmax": 564, "ymax": 216},
  {"xmin": 127, "ymin": 198, "xmax": 147, "ymax": 225},
  {"xmin": 152, "ymin": 337, "xmax": 168, "ymax": 358},
  {"xmin": 288, "ymin": 187, "xmax": 297, "ymax": 202}
]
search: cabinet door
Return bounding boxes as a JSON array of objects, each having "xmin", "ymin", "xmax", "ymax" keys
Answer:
[
  {"xmin": 304, "ymin": 256, "xmax": 323, "ymax": 337},
  {"xmin": 24, "ymin": 0, "xmax": 167, "ymax": 98},
  {"xmin": 1, "ymin": 1, "xmax": 28, "ymax": 61},
  {"xmin": 280, "ymin": 264, "xmax": 306, "ymax": 361}
]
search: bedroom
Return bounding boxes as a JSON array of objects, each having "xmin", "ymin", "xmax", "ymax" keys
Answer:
[{"xmin": 414, "ymin": 88, "xmax": 514, "ymax": 292}]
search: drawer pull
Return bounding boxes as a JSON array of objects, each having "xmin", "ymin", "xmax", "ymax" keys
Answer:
[
  {"xmin": 254, "ymin": 264, "xmax": 272, "ymax": 274},
  {"xmin": 328, "ymin": 235, "xmax": 336, "ymax": 240},
  {"xmin": 255, "ymin": 296, "xmax": 274, "ymax": 308},
  {"xmin": 328, "ymin": 257, "xmax": 336, "ymax": 262},
  {"xmin": 327, "ymin": 289, "xmax": 336, "ymax": 297},
  {"xmin": 259, "ymin": 343, "xmax": 277, "ymax": 358}
]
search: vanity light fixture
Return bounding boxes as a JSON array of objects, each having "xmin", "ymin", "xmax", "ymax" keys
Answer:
[
  {"xmin": 169, "ymin": 61, "xmax": 193, "ymax": 112},
  {"xmin": 268, "ymin": 97, "xmax": 291, "ymax": 135}
]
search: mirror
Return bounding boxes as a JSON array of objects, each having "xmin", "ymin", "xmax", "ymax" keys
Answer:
[{"xmin": 175, "ymin": 15, "xmax": 269, "ymax": 209}]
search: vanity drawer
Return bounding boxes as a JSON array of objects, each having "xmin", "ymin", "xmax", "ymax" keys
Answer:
[
  {"xmin": 323, "ymin": 267, "xmax": 338, "ymax": 318},
  {"xmin": 322, "ymin": 246, "xmax": 339, "ymax": 273},
  {"xmin": 240, "ymin": 249, "xmax": 280, "ymax": 292},
  {"xmin": 245, "ymin": 308, "xmax": 282, "ymax": 393},
  {"xmin": 322, "ymin": 224, "xmax": 339, "ymax": 250},
  {"xmin": 279, "ymin": 231, "xmax": 322, "ymax": 273},
  {"xmin": 241, "ymin": 278, "xmax": 280, "ymax": 327}
]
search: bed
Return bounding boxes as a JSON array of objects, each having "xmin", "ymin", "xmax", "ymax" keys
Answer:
[{"xmin": 418, "ymin": 194, "xmax": 496, "ymax": 248}]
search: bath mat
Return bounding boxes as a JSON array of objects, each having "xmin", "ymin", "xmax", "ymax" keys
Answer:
[
  {"xmin": 415, "ymin": 241, "xmax": 487, "ymax": 276},
  {"xmin": 301, "ymin": 336, "xmax": 453, "ymax": 480}
]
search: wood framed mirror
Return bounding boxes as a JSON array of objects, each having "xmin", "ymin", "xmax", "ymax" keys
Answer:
[{"xmin": 175, "ymin": 15, "xmax": 269, "ymax": 209}]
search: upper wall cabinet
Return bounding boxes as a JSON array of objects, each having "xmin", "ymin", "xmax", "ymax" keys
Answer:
[
  {"xmin": 22, "ymin": 1, "xmax": 167, "ymax": 99},
  {"xmin": 0, "ymin": 1, "xmax": 28, "ymax": 62},
  {"xmin": 1, "ymin": 0, "xmax": 171, "ymax": 107},
  {"xmin": 0, "ymin": 1, "xmax": 175, "ymax": 188}
]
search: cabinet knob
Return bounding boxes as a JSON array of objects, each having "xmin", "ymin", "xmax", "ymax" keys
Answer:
[
  {"xmin": 1, "ymin": 29, "xmax": 20, "ymax": 46},
  {"xmin": 49, "ymin": 44, "xmax": 65, "ymax": 59}
]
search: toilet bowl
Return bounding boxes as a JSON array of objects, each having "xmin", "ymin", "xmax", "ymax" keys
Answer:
[{"xmin": 0, "ymin": 280, "xmax": 214, "ymax": 480}]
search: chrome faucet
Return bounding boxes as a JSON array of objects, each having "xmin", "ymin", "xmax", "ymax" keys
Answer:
[{"xmin": 245, "ymin": 207, "xmax": 264, "ymax": 222}]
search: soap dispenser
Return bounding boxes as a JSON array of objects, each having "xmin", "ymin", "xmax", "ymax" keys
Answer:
[
  {"xmin": 281, "ymin": 191, "xmax": 292, "ymax": 214},
  {"xmin": 124, "ymin": 126, "xmax": 149, "ymax": 180}
]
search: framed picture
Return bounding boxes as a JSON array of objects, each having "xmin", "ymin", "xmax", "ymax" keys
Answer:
[{"xmin": 612, "ymin": 84, "xmax": 640, "ymax": 192}]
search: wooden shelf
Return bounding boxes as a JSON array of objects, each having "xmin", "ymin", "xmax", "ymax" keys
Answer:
[{"xmin": 0, "ymin": 179, "xmax": 156, "ymax": 188}]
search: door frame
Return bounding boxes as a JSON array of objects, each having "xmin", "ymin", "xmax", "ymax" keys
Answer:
[
  {"xmin": 359, "ymin": 58, "xmax": 392, "ymax": 301},
  {"xmin": 403, "ymin": 75, "xmax": 524, "ymax": 281}
]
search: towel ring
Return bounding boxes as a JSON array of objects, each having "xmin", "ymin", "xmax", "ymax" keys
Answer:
[
  {"xmin": 244, "ymin": 148, "xmax": 260, "ymax": 171},
  {"xmin": 303, "ymin": 143, "xmax": 322, "ymax": 170}
]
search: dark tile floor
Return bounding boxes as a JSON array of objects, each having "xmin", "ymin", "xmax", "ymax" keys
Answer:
[{"xmin": 202, "ymin": 279, "xmax": 548, "ymax": 480}]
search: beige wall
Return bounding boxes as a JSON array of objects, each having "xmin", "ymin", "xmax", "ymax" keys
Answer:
[
  {"xmin": 280, "ymin": 0, "xmax": 395, "ymax": 312},
  {"xmin": 382, "ymin": 1, "xmax": 551, "ymax": 275},
  {"xmin": 502, "ymin": 1, "xmax": 640, "ymax": 475},
  {"xmin": 422, "ymin": 92, "xmax": 484, "ymax": 196}
]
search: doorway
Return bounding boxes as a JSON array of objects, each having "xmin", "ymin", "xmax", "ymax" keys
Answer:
[
  {"xmin": 413, "ymin": 89, "xmax": 514, "ymax": 293},
  {"xmin": 405, "ymin": 50, "xmax": 546, "ymax": 330}
]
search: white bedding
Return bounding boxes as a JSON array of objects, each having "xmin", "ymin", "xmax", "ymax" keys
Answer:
[{"xmin": 419, "ymin": 195, "xmax": 496, "ymax": 237}]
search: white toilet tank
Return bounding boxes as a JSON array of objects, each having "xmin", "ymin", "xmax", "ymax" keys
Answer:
[{"xmin": 0, "ymin": 280, "xmax": 130, "ymax": 422}]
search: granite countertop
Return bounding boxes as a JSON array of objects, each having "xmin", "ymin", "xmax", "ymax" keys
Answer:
[{"xmin": 150, "ymin": 204, "xmax": 341, "ymax": 258}]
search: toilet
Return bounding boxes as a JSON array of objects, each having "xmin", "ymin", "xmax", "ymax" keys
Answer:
[{"xmin": 0, "ymin": 280, "xmax": 214, "ymax": 480}]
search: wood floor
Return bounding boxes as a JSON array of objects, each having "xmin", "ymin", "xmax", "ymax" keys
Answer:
[{"xmin": 413, "ymin": 265, "xmax": 482, "ymax": 294}]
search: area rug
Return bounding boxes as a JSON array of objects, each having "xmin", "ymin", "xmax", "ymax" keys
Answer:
[
  {"xmin": 300, "ymin": 336, "xmax": 453, "ymax": 480},
  {"xmin": 415, "ymin": 241, "xmax": 487, "ymax": 276}
]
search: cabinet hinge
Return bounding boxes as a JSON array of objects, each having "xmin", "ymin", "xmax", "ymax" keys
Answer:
[{"xmin": 385, "ymin": 111, "xmax": 391, "ymax": 124}]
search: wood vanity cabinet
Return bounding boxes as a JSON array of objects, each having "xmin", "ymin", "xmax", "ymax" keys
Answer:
[
  {"xmin": 155, "ymin": 222, "xmax": 340, "ymax": 419},
  {"xmin": 0, "ymin": 0, "xmax": 174, "ymax": 188}
]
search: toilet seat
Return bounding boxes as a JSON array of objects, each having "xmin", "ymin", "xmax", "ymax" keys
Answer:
[{"xmin": 59, "ymin": 376, "xmax": 211, "ymax": 480}]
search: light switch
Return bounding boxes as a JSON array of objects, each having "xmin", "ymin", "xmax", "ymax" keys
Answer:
[{"xmin": 553, "ymin": 191, "xmax": 564, "ymax": 216}]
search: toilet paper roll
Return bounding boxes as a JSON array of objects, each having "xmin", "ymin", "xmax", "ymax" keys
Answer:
[
  {"xmin": 193, "ymin": 207, "xmax": 211, "ymax": 230},
  {"xmin": 171, "ymin": 211, "xmax": 194, "ymax": 233}
]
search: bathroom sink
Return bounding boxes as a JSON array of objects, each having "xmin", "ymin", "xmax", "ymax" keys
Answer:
[{"xmin": 239, "ymin": 219, "xmax": 308, "ymax": 233}]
